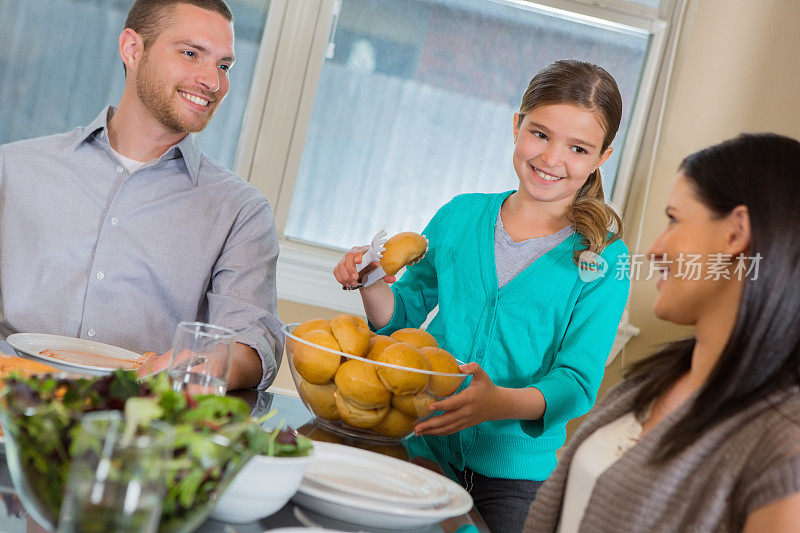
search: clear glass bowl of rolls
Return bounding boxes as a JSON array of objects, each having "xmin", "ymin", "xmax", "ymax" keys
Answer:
[{"xmin": 283, "ymin": 315, "xmax": 467, "ymax": 443}]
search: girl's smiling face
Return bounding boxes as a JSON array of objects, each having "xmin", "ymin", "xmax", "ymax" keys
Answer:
[{"xmin": 512, "ymin": 103, "xmax": 612, "ymax": 207}]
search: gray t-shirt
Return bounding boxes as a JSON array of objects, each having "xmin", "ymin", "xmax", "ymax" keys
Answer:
[{"xmin": 495, "ymin": 212, "xmax": 573, "ymax": 288}]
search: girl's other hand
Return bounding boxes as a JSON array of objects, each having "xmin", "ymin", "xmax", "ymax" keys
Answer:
[
  {"xmin": 413, "ymin": 362, "xmax": 503, "ymax": 437},
  {"xmin": 333, "ymin": 245, "xmax": 396, "ymax": 289}
]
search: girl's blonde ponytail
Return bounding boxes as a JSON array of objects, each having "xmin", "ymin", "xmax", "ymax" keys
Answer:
[{"xmin": 567, "ymin": 168, "xmax": 622, "ymax": 263}]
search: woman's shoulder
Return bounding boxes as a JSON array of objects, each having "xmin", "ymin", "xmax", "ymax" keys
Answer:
[
  {"xmin": 570, "ymin": 376, "xmax": 649, "ymax": 434},
  {"xmin": 598, "ymin": 374, "xmax": 650, "ymax": 407},
  {"xmin": 748, "ymin": 387, "xmax": 800, "ymax": 448},
  {"xmin": 731, "ymin": 387, "xmax": 800, "ymax": 516},
  {"xmin": 714, "ymin": 387, "xmax": 800, "ymax": 481}
]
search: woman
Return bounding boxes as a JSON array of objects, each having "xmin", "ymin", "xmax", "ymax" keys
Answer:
[{"xmin": 525, "ymin": 133, "xmax": 800, "ymax": 532}]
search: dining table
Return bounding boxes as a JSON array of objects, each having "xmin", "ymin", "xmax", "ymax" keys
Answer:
[{"xmin": 0, "ymin": 339, "xmax": 488, "ymax": 533}]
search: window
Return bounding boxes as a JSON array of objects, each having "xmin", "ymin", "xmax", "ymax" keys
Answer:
[
  {"xmin": 0, "ymin": 0, "xmax": 271, "ymax": 169},
  {"xmin": 285, "ymin": 0, "xmax": 652, "ymax": 250},
  {"xmin": 242, "ymin": 0, "xmax": 681, "ymax": 312},
  {"xmin": 0, "ymin": 0, "xmax": 682, "ymax": 314}
]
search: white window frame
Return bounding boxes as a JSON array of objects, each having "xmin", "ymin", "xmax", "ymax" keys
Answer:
[{"xmin": 236, "ymin": 0, "xmax": 684, "ymax": 315}]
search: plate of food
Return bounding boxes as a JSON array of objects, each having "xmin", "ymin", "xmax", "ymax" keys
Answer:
[{"xmin": 6, "ymin": 333, "xmax": 153, "ymax": 372}]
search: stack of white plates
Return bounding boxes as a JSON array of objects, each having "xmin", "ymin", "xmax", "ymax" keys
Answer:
[{"xmin": 292, "ymin": 442, "xmax": 473, "ymax": 530}]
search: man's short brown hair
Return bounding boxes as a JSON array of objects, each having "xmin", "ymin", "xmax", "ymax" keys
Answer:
[{"xmin": 125, "ymin": 0, "xmax": 233, "ymax": 49}]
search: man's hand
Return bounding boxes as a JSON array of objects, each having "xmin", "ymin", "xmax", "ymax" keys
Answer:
[
  {"xmin": 135, "ymin": 350, "xmax": 171, "ymax": 378},
  {"xmin": 134, "ymin": 343, "xmax": 262, "ymax": 391},
  {"xmin": 413, "ymin": 362, "xmax": 504, "ymax": 437}
]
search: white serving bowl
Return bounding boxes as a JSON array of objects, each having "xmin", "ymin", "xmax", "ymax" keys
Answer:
[{"xmin": 211, "ymin": 451, "xmax": 314, "ymax": 524}]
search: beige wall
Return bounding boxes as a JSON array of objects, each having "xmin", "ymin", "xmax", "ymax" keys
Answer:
[
  {"xmin": 621, "ymin": 0, "xmax": 800, "ymax": 370},
  {"xmin": 271, "ymin": 0, "xmax": 800, "ymax": 409}
]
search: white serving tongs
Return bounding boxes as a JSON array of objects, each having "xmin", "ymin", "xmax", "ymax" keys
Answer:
[
  {"xmin": 343, "ymin": 230, "xmax": 429, "ymax": 290},
  {"xmin": 342, "ymin": 230, "xmax": 388, "ymax": 290}
]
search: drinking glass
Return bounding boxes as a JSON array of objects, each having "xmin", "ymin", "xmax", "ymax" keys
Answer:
[
  {"xmin": 56, "ymin": 411, "xmax": 174, "ymax": 533},
  {"xmin": 167, "ymin": 321, "xmax": 235, "ymax": 396}
]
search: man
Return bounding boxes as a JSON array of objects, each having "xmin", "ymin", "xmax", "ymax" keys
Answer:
[{"xmin": 0, "ymin": 0, "xmax": 283, "ymax": 390}]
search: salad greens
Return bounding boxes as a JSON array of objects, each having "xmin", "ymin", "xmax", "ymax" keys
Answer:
[
  {"xmin": 0, "ymin": 370, "xmax": 312, "ymax": 533},
  {"xmin": 264, "ymin": 425, "xmax": 314, "ymax": 457}
]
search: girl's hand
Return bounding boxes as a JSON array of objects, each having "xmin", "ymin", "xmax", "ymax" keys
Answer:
[
  {"xmin": 333, "ymin": 245, "xmax": 370, "ymax": 288},
  {"xmin": 333, "ymin": 245, "xmax": 396, "ymax": 289},
  {"xmin": 413, "ymin": 362, "xmax": 503, "ymax": 436}
]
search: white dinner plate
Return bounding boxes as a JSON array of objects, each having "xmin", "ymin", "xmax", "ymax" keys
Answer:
[
  {"xmin": 6, "ymin": 333, "xmax": 142, "ymax": 372},
  {"xmin": 293, "ymin": 442, "xmax": 472, "ymax": 530},
  {"xmin": 269, "ymin": 527, "xmax": 344, "ymax": 533},
  {"xmin": 302, "ymin": 441, "xmax": 451, "ymax": 508}
]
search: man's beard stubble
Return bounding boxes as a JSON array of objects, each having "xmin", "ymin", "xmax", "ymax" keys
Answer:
[{"xmin": 135, "ymin": 52, "xmax": 218, "ymax": 134}]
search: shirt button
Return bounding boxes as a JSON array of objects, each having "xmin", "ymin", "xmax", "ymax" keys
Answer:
[
  {"xmin": 87, "ymin": 328, "xmax": 96, "ymax": 338},
  {"xmin": 96, "ymin": 271, "xmax": 105, "ymax": 280},
  {"xmin": 115, "ymin": 165, "xmax": 124, "ymax": 174},
  {"xmin": 111, "ymin": 217, "xmax": 119, "ymax": 226},
  {"xmin": 476, "ymin": 350, "xmax": 484, "ymax": 358}
]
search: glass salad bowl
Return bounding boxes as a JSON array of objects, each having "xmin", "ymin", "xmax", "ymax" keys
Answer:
[
  {"xmin": 0, "ymin": 371, "xmax": 266, "ymax": 533},
  {"xmin": 283, "ymin": 320, "xmax": 467, "ymax": 443}
]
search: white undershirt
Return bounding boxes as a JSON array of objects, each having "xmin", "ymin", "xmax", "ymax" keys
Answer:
[
  {"xmin": 557, "ymin": 411, "xmax": 644, "ymax": 533},
  {"xmin": 109, "ymin": 145, "xmax": 148, "ymax": 174}
]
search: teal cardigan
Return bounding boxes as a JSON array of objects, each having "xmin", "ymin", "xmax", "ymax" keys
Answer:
[{"xmin": 376, "ymin": 191, "xmax": 630, "ymax": 481}]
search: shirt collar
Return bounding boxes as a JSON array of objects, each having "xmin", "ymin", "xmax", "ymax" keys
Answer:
[
  {"xmin": 172, "ymin": 134, "xmax": 202, "ymax": 186},
  {"xmin": 72, "ymin": 106, "xmax": 203, "ymax": 186},
  {"xmin": 72, "ymin": 106, "xmax": 112, "ymax": 149}
]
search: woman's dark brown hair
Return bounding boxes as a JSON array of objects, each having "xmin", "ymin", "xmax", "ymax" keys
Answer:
[
  {"xmin": 518, "ymin": 59, "xmax": 624, "ymax": 261},
  {"xmin": 628, "ymin": 133, "xmax": 800, "ymax": 462}
]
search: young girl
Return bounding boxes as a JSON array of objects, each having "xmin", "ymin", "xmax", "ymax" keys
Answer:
[
  {"xmin": 526, "ymin": 134, "xmax": 800, "ymax": 533},
  {"xmin": 334, "ymin": 60, "xmax": 630, "ymax": 532}
]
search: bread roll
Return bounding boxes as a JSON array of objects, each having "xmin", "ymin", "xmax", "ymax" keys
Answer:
[
  {"xmin": 380, "ymin": 232, "xmax": 427, "ymax": 276},
  {"xmin": 288, "ymin": 318, "xmax": 332, "ymax": 352},
  {"xmin": 420, "ymin": 347, "xmax": 463, "ymax": 397},
  {"xmin": 334, "ymin": 392, "xmax": 389, "ymax": 428},
  {"xmin": 298, "ymin": 381, "xmax": 340, "ymax": 421},
  {"xmin": 390, "ymin": 328, "xmax": 438, "ymax": 349},
  {"xmin": 373, "ymin": 408, "xmax": 416, "ymax": 438},
  {"xmin": 365, "ymin": 335, "xmax": 397, "ymax": 360},
  {"xmin": 330, "ymin": 314, "xmax": 371, "ymax": 357},
  {"xmin": 374, "ymin": 343, "xmax": 430, "ymax": 395},
  {"xmin": 391, "ymin": 390, "xmax": 434, "ymax": 418},
  {"xmin": 334, "ymin": 359, "xmax": 391, "ymax": 409},
  {"xmin": 292, "ymin": 329, "xmax": 341, "ymax": 384},
  {"xmin": 294, "ymin": 318, "xmax": 331, "ymax": 338}
]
